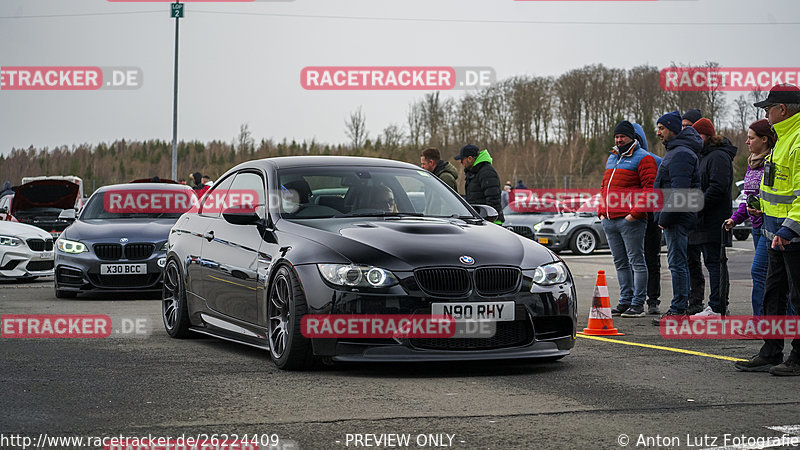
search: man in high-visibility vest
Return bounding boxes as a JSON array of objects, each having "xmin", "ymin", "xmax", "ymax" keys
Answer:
[{"xmin": 735, "ymin": 84, "xmax": 800, "ymax": 376}]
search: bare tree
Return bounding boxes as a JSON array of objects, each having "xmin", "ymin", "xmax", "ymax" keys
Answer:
[
  {"xmin": 406, "ymin": 102, "xmax": 424, "ymax": 147},
  {"xmin": 236, "ymin": 123, "xmax": 255, "ymax": 155},
  {"xmin": 345, "ymin": 107, "xmax": 368, "ymax": 149},
  {"xmin": 382, "ymin": 123, "xmax": 404, "ymax": 151},
  {"xmin": 733, "ymin": 95, "xmax": 750, "ymax": 131}
]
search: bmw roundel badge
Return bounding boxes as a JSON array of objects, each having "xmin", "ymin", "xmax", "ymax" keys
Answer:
[
  {"xmin": 120, "ymin": 238, "xmax": 129, "ymax": 243},
  {"xmin": 459, "ymin": 255, "xmax": 475, "ymax": 265}
]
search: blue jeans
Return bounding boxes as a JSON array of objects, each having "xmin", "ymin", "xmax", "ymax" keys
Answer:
[
  {"xmin": 664, "ymin": 225, "xmax": 690, "ymax": 312},
  {"xmin": 602, "ymin": 217, "xmax": 648, "ymax": 307},
  {"xmin": 751, "ymin": 228, "xmax": 769, "ymax": 316},
  {"xmin": 754, "ymin": 228, "xmax": 797, "ymax": 316}
]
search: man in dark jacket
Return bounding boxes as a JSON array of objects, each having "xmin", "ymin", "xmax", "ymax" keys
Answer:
[
  {"xmin": 686, "ymin": 118, "xmax": 737, "ymax": 316},
  {"xmin": 420, "ymin": 147, "xmax": 459, "ymax": 191},
  {"xmin": 455, "ymin": 144, "xmax": 504, "ymax": 223},
  {"xmin": 651, "ymin": 111, "xmax": 702, "ymax": 324}
]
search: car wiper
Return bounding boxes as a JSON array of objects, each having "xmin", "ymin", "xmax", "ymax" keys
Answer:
[{"xmin": 334, "ymin": 211, "xmax": 425, "ymax": 218}]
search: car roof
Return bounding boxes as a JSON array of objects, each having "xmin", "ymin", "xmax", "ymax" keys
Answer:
[
  {"xmin": 93, "ymin": 182, "xmax": 194, "ymax": 192},
  {"xmin": 232, "ymin": 156, "xmax": 421, "ymax": 171}
]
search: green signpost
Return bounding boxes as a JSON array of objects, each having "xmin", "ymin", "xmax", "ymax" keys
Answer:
[{"xmin": 171, "ymin": 3, "xmax": 184, "ymax": 18}]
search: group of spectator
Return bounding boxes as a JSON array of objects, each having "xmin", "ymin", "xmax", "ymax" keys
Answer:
[
  {"xmin": 417, "ymin": 83, "xmax": 800, "ymax": 376},
  {"xmin": 597, "ymin": 84, "xmax": 800, "ymax": 377},
  {"xmin": 180, "ymin": 172, "xmax": 214, "ymax": 197}
]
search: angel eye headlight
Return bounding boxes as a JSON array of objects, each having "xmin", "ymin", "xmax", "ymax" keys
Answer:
[
  {"xmin": 317, "ymin": 264, "xmax": 398, "ymax": 288},
  {"xmin": 57, "ymin": 238, "xmax": 88, "ymax": 254},
  {"xmin": 0, "ymin": 235, "xmax": 22, "ymax": 247},
  {"xmin": 532, "ymin": 261, "xmax": 569, "ymax": 287}
]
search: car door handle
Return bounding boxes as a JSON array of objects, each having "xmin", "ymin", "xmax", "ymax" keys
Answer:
[{"xmin": 203, "ymin": 231, "xmax": 214, "ymax": 242}]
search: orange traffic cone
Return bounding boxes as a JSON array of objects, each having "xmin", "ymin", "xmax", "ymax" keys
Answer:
[{"xmin": 578, "ymin": 270, "xmax": 624, "ymax": 336}]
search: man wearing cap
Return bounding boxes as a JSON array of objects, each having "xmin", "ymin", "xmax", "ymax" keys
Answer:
[
  {"xmin": 651, "ymin": 111, "xmax": 702, "ymax": 325},
  {"xmin": 735, "ymin": 84, "xmax": 800, "ymax": 376},
  {"xmin": 685, "ymin": 118, "xmax": 736, "ymax": 317},
  {"xmin": 682, "ymin": 109, "xmax": 702, "ymax": 129},
  {"xmin": 455, "ymin": 144, "xmax": 504, "ymax": 224},
  {"xmin": 602, "ymin": 121, "xmax": 658, "ymax": 318}
]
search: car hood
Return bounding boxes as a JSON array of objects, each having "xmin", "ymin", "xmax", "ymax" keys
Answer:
[
  {"xmin": 280, "ymin": 217, "xmax": 554, "ymax": 271},
  {"xmin": 11, "ymin": 180, "xmax": 80, "ymax": 212},
  {"xmin": 64, "ymin": 218, "xmax": 177, "ymax": 243},
  {"xmin": 0, "ymin": 221, "xmax": 53, "ymax": 239}
]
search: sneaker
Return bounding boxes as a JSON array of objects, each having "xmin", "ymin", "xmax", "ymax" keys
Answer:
[
  {"xmin": 734, "ymin": 354, "xmax": 781, "ymax": 372},
  {"xmin": 769, "ymin": 357, "xmax": 800, "ymax": 376},
  {"xmin": 647, "ymin": 304, "xmax": 661, "ymax": 315},
  {"xmin": 621, "ymin": 305, "xmax": 646, "ymax": 317},
  {"xmin": 651, "ymin": 310, "xmax": 687, "ymax": 326},
  {"xmin": 686, "ymin": 303, "xmax": 705, "ymax": 315},
  {"xmin": 611, "ymin": 304, "xmax": 630, "ymax": 316},
  {"xmin": 692, "ymin": 306, "xmax": 721, "ymax": 317}
]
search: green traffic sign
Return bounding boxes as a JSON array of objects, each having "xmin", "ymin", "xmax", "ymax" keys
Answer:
[{"xmin": 171, "ymin": 3, "xmax": 184, "ymax": 18}]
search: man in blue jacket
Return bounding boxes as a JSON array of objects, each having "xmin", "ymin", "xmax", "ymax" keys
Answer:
[{"xmin": 651, "ymin": 111, "xmax": 702, "ymax": 325}]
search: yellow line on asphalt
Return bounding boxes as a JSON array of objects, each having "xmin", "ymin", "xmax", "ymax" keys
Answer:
[{"xmin": 577, "ymin": 334, "xmax": 747, "ymax": 362}]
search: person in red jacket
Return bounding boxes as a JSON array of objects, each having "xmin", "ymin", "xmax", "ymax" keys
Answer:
[{"xmin": 601, "ymin": 121, "xmax": 659, "ymax": 318}]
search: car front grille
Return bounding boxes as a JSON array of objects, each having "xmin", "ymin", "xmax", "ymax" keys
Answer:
[
  {"xmin": 475, "ymin": 267, "xmax": 521, "ymax": 296},
  {"xmin": 26, "ymin": 260, "xmax": 54, "ymax": 271},
  {"xmin": 409, "ymin": 319, "xmax": 534, "ymax": 351},
  {"xmin": 506, "ymin": 225, "xmax": 534, "ymax": 239},
  {"xmin": 124, "ymin": 243, "xmax": 155, "ymax": 260},
  {"xmin": 415, "ymin": 266, "xmax": 522, "ymax": 297},
  {"xmin": 94, "ymin": 244, "xmax": 123, "ymax": 260},
  {"xmin": 88, "ymin": 273, "xmax": 160, "ymax": 289},
  {"xmin": 26, "ymin": 238, "xmax": 54, "ymax": 251},
  {"xmin": 92, "ymin": 243, "xmax": 154, "ymax": 260},
  {"xmin": 414, "ymin": 268, "xmax": 471, "ymax": 297}
]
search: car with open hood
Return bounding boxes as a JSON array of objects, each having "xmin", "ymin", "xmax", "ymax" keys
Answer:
[
  {"xmin": 3, "ymin": 176, "xmax": 83, "ymax": 238},
  {"xmin": 54, "ymin": 182, "xmax": 195, "ymax": 298},
  {"xmin": 162, "ymin": 156, "xmax": 577, "ymax": 370}
]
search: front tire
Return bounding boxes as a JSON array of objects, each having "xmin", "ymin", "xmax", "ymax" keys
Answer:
[
  {"xmin": 570, "ymin": 229, "xmax": 598, "ymax": 255},
  {"xmin": 267, "ymin": 265, "xmax": 314, "ymax": 370},
  {"xmin": 162, "ymin": 259, "xmax": 191, "ymax": 338}
]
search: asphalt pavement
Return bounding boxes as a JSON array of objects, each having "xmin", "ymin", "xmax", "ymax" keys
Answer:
[{"xmin": 2, "ymin": 238, "xmax": 800, "ymax": 450}]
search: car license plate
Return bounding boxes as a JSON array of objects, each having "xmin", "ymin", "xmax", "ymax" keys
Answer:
[
  {"xmin": 100, "ymin": 263, "xmax": 147, "ymax": 275},
  {"xmin": 538, "ymin": 237, "xmax": 549, "ymax": 244},
  {"xmin": 40, "ymin": 252, "xmax": 53, "ymax": 259},
  {"xmin": 431, "ymin": 301, "xmax": 515, "ymax": 322}
]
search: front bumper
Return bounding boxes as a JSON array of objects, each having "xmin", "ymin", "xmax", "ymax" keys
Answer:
[
  {"xmin": 292, "ymin": 264, "xmax": 577, "ymax": 362},
  {"xmin": 55, "ymin": 249, "xmax": 166, "ymax": 293},
  {"xmin": 532, "ymin": 232, "xmax": 569, "ymax": 251},
  {"xmin": 0, "ymin": 247, "xmax": 54, "ymax": 279}
]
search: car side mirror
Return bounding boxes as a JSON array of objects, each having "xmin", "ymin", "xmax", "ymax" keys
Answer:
[
  {"xmin": 58, "ymin": 209, "xmax": 76, "ymax": 221},
  {"xmin": 471, "ymin": 204, "xmax": 498, "ymax": 222},
  {"xmin": 222, "ymin": 206, "xmax": 261, "ymax": 225}
]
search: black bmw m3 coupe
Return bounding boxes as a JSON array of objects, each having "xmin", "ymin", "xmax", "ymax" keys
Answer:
[{"xmin": 163, "ymin": 156, "xmax": 576, "ymax": 369}]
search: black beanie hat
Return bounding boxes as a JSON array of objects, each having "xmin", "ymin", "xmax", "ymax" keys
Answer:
[
  {"xmin": 682, "ymin": 109, "xmax": 702, "ymax": 124},
  {"xmin": 613, "ymin": 121, "xmax": 636, "ymax": 141}
]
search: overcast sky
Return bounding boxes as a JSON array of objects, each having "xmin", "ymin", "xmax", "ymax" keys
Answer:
[{"xmin": 0, "ymin": 0, "xmax": 797, "ymax": 156}]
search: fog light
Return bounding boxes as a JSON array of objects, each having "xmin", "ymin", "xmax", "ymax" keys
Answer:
[{"xmin": 157, "ymin": 258, "xmax": 166, "ymax": 268}]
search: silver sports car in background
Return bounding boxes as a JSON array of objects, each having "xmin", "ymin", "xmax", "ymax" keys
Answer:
[{"xmin": 0, "ymin": 221, "xmax": 55, "ymax": 281}]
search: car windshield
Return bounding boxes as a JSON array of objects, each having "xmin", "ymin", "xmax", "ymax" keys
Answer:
[
  {"xmin": 80, "ymin": 191, "xmax": 189, "ymax": 220},
  {"xmin": 278, "ymin": 166, "xmax": 474, "ymax": 219}
]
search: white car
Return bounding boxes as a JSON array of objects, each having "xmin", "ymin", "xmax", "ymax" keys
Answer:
[{"xmin": 0, "ymin": 221, "xmax": 55, "ymax": 281}]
